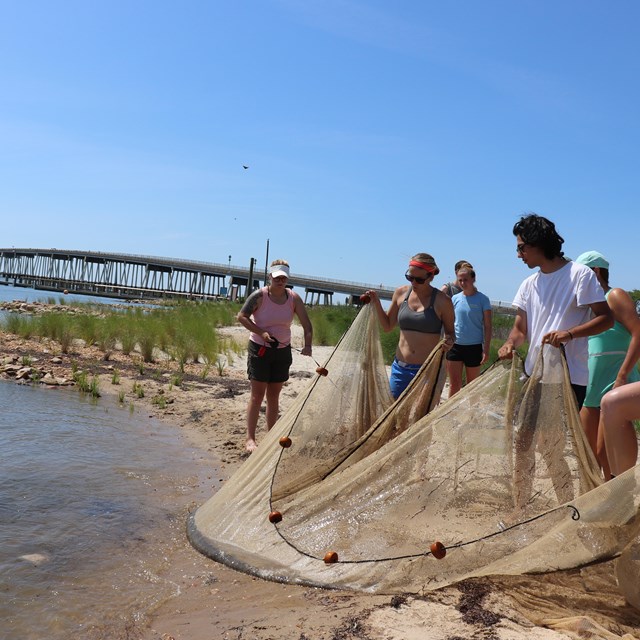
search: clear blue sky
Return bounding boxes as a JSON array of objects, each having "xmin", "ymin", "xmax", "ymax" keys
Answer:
[{"xmin": 1, "ymin": 1, "xmax": 638, "ymax": 302}]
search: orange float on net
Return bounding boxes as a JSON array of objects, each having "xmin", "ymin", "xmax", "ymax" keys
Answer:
[
  {"xmin": 430, "ymin": 541, "xmax": 446, "ymax": 559},
  {"xmin": 279, "ymin": 436, "xmax": 292, "ymax": 448},
  {"xmin": 359, "ymin": 294, "xmax": 371, "ymax": 304},
  {"xmin": 316, "ymin": 367, "xmax": 329, "ymax": 377},
  {"xmin": 268, "ymin": 511, "xmax": 283, "ymax": 524},
  {"xmin": 323, "ymin": 551, "xmax": 339, "ymax": 564}
]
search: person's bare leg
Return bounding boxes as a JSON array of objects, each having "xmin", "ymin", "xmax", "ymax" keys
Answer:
[
  {"xmin": 580, "ymin": 406, "xmax": 601, "ymax": 461},
  {"xmin": 465, "ymin": 365, "xmax": 481, "ymax": 386},
  {"xmin": 601, "ymin": 383, "xmax": 640, "ymax": 476},
  {"xmin": 246, "ymin": 380, "xmax": 268, "ymax": 451},
  {"xmin": 265, "ymin": 382, "xmax": 285, "ymax": 429},
  {"xmin": 447, "ymin": 360, "xmax": 463, "ymax": 397},
  {"xmin": 596, "ymin": 414, "xmax": 611, "ymax": 480}
]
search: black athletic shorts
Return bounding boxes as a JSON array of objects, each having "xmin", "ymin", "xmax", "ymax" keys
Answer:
[
  {"xmin": 571, "ymin": 384, "xmax": 586, "ymax": 411},
  {"xmin": 445, "ymin": 343, "xmax": 483, "ymax": 367},
  {"xmin": 247, "ymin": 341, "xmax": 292, "ymax": 383}
]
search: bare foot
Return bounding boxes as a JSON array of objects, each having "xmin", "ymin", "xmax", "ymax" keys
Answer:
[{"xmin": 245, "ymin": 439, "xmax": 257, "ymax": 452}]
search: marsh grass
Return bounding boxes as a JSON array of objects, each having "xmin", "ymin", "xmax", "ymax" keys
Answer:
[
  {"xmin": 152, "ymin": 393, "xmax": 167, "ymax": 409},
  {"xmin": 0, "ymin": 301, "xmax": 244, "ymax": 366},
  {"xmin": 72, "ymin": 370, "xmax": 100, "ymax": 397},
  {"xmin": 305, "ymin": 306, "xmax": 358, "ymax": 346},
  {"xmin": 89, "ymin": 376, "xmax": 101, "ymax": 398},
  {"xmin": 73, "ymin": 369, "xmax": 89, "ymax": 391}
]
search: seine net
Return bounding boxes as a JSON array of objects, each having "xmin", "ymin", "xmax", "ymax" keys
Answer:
[{"xmin": 189, "ymin": 304, "xmax": 640, "ymax": 600}]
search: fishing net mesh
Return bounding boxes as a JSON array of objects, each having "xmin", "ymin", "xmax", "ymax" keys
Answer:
[{"xmin": 189, "ymin": 304, "xmax": 640, "ymax": 634}]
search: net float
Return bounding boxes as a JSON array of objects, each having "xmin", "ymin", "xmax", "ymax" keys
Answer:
[
  {"xmin": 323, "ymin": 551, "xmax": 339, "ymax": 564},
  {"xmin": 279, "ymin": 436, "xmax": 292, "ymax": 448},
  {"xmin": 268, "ymin": 511, "xmax": 283, "ymax": 524},
  {"xmin": 316, "ymin": 367, "xmax": 329, "ymax": 376},
  {"xmin": 359, "ymin": 294, "xmax": 371, "ymax": 304},
  {"xmin": 430, "ymin": 541, "xmax": 446, "ymax": 559}
]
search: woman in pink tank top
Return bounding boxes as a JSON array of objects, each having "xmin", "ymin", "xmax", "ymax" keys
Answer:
[{"xmin": 237, "ymin": 260, "xmax": 313, "ymax": 452}]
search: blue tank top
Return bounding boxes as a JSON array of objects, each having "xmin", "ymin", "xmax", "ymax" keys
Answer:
[{"xmin": 398, "ymin": 289, "xmax": 442, "ymax": 334}]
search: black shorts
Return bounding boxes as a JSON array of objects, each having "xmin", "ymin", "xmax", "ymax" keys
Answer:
[
  {"xmin": 247, "ymin": 341, "xmax": 292, "ymax": 383},
  {"xmin": 571, "ymin": 384, "xmax": 587, "ymax": 411},
  {"xmin": 446, "ymin": 343, "xmax": 483, "ymax": 367}
]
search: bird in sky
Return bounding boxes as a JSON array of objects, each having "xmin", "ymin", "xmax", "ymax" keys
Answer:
[{"xmin": 242, "ymin": 165, "xmax": 249, "ymax": 169}]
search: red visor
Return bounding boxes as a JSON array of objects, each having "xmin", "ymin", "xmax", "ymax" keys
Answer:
[{"xmin": 409, "ymin": 260, "xmax": 436, "ymax": 273}]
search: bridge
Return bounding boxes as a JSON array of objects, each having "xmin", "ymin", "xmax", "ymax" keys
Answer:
[{"xmin": 0, "ymin": 248, "xmax": 396, "ymax": 304}]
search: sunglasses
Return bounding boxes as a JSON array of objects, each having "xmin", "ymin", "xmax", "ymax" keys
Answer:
[
  {"xmin": 405, "ymin": 272, "xmax": 430, "ymax": 284},
  {"xmin": 516, "ymin": 242, "xmax": 528, "ymax": 255}
]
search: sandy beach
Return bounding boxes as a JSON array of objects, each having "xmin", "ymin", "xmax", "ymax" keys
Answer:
[{"xmin": 2, "ymin": 318, "xmax": 640, "ymax": 640}]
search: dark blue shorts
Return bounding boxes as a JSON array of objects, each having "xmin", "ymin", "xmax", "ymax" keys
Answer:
[{"xmin": 247, "ymin": 341, "xmax": 292, "ymax": 383}]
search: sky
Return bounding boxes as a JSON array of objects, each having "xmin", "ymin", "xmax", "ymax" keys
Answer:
[{"xmin": 1, "ymin": 1, "xmax": 639, "ymax": 303}]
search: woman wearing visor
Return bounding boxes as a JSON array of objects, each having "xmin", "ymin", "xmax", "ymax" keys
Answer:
[
  {"xmin": 238, "ymin": 259, "xmax": 313, "ymax": 452},
  {"xmin": 365, "ymin": 253, "xmax": 454, "ymax": 399}
]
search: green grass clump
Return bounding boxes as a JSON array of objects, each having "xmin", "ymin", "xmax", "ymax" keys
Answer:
[
  {"xmin": 305, "ymin": 306, "xmax": 358, "ymax": 346},
  {"xmin": 1, "ymin": 300, "xmax": 243, "ymax": 366}
]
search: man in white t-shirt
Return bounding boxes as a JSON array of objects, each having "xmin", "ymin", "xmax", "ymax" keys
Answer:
[{"xmin": 498, "ymin": 214, "xmax": 612, "ymax": 409}]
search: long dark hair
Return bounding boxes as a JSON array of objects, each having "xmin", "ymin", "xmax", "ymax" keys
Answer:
[{"xmin": 513, "ymin": 214, "xmax": 564, "ymax": 260}]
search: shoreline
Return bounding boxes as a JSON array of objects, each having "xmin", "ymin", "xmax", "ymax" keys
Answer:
[{"xmin": 2, "ymin": 319, "xmax": 639, "ymax": 639}]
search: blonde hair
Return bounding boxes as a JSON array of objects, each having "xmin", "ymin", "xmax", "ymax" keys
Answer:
[
  {"xmin": 410, "ymin": 253, "xmax": 440, "ymax": 276},
  {"xmin": 456, "ymin": 262, "xmax": 476, "ymax": 279},
  {"xmin": 270, "ymin": 259, "xmax": 289, "ymax": 268}
]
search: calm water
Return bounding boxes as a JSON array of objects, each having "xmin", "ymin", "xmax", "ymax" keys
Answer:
[
  {"xmin": 0, "ymin": 380, "xmax": 215, "ymax": 640},
  {"xmin": 0, "ymin": 282, "xmax": 129, "ymax": 306}
]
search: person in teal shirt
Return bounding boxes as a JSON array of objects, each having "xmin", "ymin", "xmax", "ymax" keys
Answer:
[
  {"xmin": 575, "ymin": 250, "xmax": 640, "ymax": 479},
  {"xmin": 446, "ymin": 263, "xmax": 492, "ymax": 397}
]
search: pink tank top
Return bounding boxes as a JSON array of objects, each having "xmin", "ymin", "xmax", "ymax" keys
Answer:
[{"xmin": 249, "ymin": 286, "xmax": 296, "ymax": 347}]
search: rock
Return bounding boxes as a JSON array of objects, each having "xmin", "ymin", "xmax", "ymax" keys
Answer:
[{"xmin": 19, "ymin": 553, "xmax": 50, "ymax": 566}]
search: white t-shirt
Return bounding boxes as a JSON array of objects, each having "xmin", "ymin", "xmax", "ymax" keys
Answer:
[{"xmin": 512, "ymin": 261, "xmax": 605, "ymax": 385}]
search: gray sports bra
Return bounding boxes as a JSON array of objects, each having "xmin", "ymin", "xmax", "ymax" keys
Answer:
[{"xmin": 397, "ymin": 289, "xmax": 442, "ymax": 334}]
